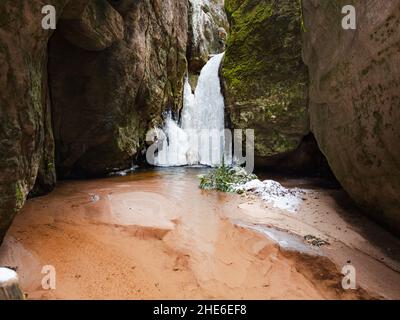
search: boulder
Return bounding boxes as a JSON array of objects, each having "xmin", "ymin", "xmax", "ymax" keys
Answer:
[
  {"xmin": 222, "ymin": 0, "xmax": 310, "ymax": 167},
  {"xmin": 302, "ymin": 0, "xmax": 400, "ymax": 234}
]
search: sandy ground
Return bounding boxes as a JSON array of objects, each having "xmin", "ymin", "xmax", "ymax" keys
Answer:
[{"xmin": 0, "ymin": 168, "xmax": 399, "ymax": 300}]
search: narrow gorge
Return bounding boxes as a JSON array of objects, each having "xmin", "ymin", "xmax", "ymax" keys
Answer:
[{"xmin": 0, "ymin": 0, "xmax": 399, "ymax": 300}]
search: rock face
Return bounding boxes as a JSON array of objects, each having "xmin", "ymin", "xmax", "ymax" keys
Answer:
[
  {"xmin": 302, "ymin": 0, "xmax": 400, "ymax": 234},
  {"xmin": 50, "ymin": 0, "xmax": 188, "ymax": 178},
  {"xmin": 58, "ymin": 0, "xmax": 125, "ymax": 51},
  {"xmin": 222, "ymin": 0, "xmax": 310, "ymax": 167},
  {"xmin": 0, "ymin": 0, "xmax": 69, "ymax": 245},
  {"xmin": 0, "ymin": 0, "xmax": 189, "ymax": 243},
  {"xmin": 188, "ymin": 0, "xmax": 228, "ymax": 73}
]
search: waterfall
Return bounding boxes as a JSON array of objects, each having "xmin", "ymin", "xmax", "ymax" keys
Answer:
[
  {"xmin": 182, "ymin": 53, "xmax": 226, "ymax": 166},
  {"xmin": 155, "ymin": 53, "xmax": 227, "ymax": 167},
  {"xmin": 189, "ymin": 0, "xmax": 211, "ymax": 48},
  {"xmin": 154, "ymin": 114, "xmax": 190, "ymax": 167}
]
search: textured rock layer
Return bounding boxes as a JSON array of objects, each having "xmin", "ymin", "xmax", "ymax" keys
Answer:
[
  {"xmin": 222, "ymin": 0, "xmax": 310, "ymax": 166},
  {"xmin": 50, "ymin": 0, "xmax": 188, "ymax": 177},
  {"xmin": 0, "ymin": 0, "xmax": 189, "ymax": 243},
  {"xmin": 0, "ymin": 0, "xmax": 70, "ymax": 245},
  {"xmin": 59, "ymin": 0, "xmax": 124, "ymax": 51},
  {"xmin": 303, "ymin": 0, "xmax": 400, "ymax": 234}
]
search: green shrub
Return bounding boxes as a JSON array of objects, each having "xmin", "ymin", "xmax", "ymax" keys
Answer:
[{"xmin": 199, "ymin": 164, "xmax": 257, "ymax": 193}]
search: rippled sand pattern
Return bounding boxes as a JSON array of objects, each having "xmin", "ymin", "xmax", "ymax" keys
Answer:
[{"xmin": 1, "ymin": 168, "xmax": 398, "ymax": 299}]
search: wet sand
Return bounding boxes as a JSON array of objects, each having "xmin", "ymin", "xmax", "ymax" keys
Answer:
[{"xmin": 0, "ymin": 168, "xmax": 399, "ymax": 299}]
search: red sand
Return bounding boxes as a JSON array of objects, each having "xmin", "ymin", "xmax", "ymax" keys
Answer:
[{"xmin": 1, "ymin": 169, "xmax": 399, "ymax": 299}]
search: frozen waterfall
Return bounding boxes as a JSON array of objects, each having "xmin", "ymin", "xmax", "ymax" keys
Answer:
[{"xmin": 155, "ymin": 53, "xmax": 227, "ymax": 167}]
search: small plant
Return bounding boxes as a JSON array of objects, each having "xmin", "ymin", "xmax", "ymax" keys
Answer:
[{"xmin": 199, "ymin": 163, "xmax": 257, "ymax": 193}]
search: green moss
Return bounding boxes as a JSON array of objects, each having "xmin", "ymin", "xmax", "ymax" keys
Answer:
[
  {"xmin": 223, "ymin": 0, "xmax": 306, "ymax": 93},
  {"xmin": 222, "ymin": 0, "xmax": 309, "ymax": 157},
  {"xmin": 298, "ymin": 0, "xmax": 306, "ymax": 32},
  {"xmin": 15, "ymin": 183, "xmax": 25, "ymax": 211},
  {"xmin": 47, "ymin": 161, "xmax": 54, "ymax": 171}
]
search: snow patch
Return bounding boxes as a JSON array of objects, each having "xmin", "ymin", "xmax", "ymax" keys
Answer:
[
  {"xmin": 235, "ymin": 179, "xmax": 306, "ymax": 213},
  {"xmin": 0, "ymin": 267, "xmax": 18, "ymax": 284}
]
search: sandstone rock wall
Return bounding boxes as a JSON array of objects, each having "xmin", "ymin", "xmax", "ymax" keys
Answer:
[
  {"xmin": 50, "ymin": 0, "xmax": 188, "ymax": 177},
  {"xmin": 302, "ymin": 0, "xmax": 400, "ymax": 234},
  {"xmin": 0, "ymin": 0, "xmax": 189, "ymax": 243},
  {"xmin": 0, "ymin": 0, "xmax": 70, "ymax": 245},
  {"xmin": 222, "ymin": 0, "xmax": 310, "ymax": 167}
]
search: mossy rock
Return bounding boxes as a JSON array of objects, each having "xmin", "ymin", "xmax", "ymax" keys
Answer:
[{"xmin": 222, "ymin": 0, "xmax": 309, "ymax": 162}]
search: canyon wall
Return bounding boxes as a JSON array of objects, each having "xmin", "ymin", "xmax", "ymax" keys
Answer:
[
  {"xmin": 222, "ymin": 0, "xmax": 400, "ymax": 233},
  {"xmin": 222, "ymin": 0, "xmax": 310, "ymax": 168},
  {"xmin": 302, "ymin": 0, "xmax": 400, "ymax": 234},
  {"xmin": 1, "ymin": 0, "xmax": 399, "ymax": 245},
  {"xmin": 50, "ymin": 0, "xmax": 188, "ymax": 178},
  {"xmin": 0, "ymin": 0, "xmax": 69, "ymax": 245},
  {"xmin": 0, "ymin": 0, "xmax": 189, "ymax": 244}
]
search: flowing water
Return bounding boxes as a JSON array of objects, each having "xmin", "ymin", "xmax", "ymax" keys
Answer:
[
  {"xmin": 155, "ymin": 53, "xmax": 227, "ymax": 167},
  {"xmin": 189, "ymin": 0, "xmax": 208, "ymax": 47}
]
